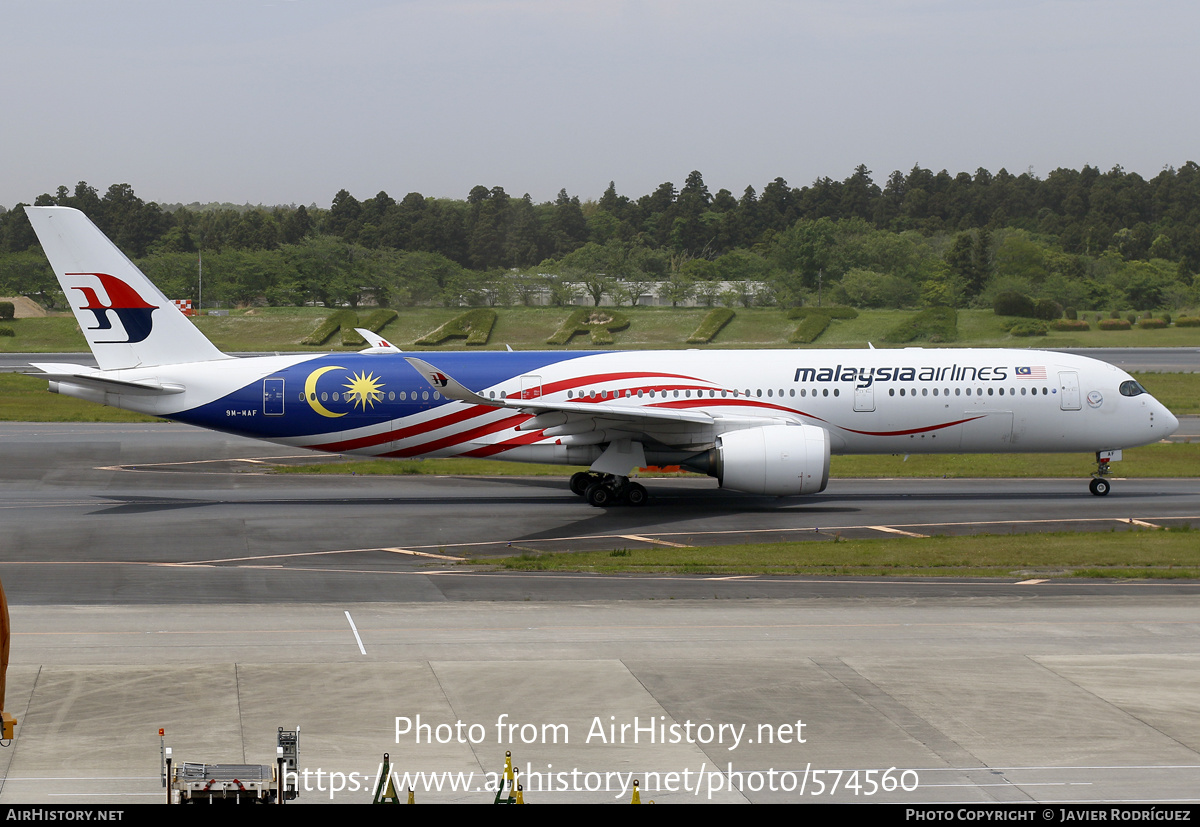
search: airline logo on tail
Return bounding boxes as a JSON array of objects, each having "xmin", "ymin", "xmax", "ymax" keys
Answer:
[{"xmin": 66, "ymin": 273, "xmax": 159, "ymax": 343}]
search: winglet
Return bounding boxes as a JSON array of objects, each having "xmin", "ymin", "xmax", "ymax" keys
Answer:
[
  {"xmin": 403, "ymin": 357, "xmax": 494, "ymax": 406},
  {"xmin": 355, "ymin": 328, "xmax": 401, "ymax": 353}
]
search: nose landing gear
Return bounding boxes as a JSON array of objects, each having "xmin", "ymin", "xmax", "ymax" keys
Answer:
[{"xmin": 1089, "ymin": 450, "xmax": 1118, "ymax": 496}]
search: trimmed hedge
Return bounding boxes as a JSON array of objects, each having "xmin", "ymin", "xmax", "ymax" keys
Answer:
[
  {"xmin": 686, "ymin": 308, "xmax": 735, "ymax": 344},
  {"xmin": 300, "ymin": 309, "xmax": 358, "ymax": 345},
  {"xmin": 342, "ymin": 308, "xmax": 400, "ymax": 346},
  {"xmin": 0, "ymin": 302, "xmax": 13, "ymax": 321},
  {"xmin": 1032, "ymin": 298, "xmax": 1063, "ymax": 321},
  {"xmin": 415, "ymin": 309, "xmax": 497, "ymax": 346},
  {"xmin": 786, "ymin": 309, "xmax": 831, "ymax": 344},
  {"xmin": 816, "ymin": 306, "xmax": 860, "ymax": 320},
  {"xmin": 785, "ymin": 307, "xmax": 858, "ymax": 344},
  {"xmin": 1175, "ymin": 317, "xmax": 1200, "ymax": 327},
  {"xmin": 883, "ymin": 306, "xmax": 957, "ymax": 343},
  {"xmin": 0, "ymin": 327, "xmax": 13, "ymax": 337},
  {"xmin": 1009, "ymin": 321, "xmax": 1048, "ymax": 337},
  {"xmin": 1098, "ymin": 318, "xmax": 1132, "ymax": 330},
  {"xmin": 546, "ymin": 308, "xmax": 629, "ymax": 345},
  {"xmin": 1051, "ymin": 319, "xmax": 1091, "ymax": 331},
  {"xmin": 994, "ymin": 292, "xmax": 1061, "ymax": 320},
  {"xmin": 993, "ymin": 291, "xmax": 1036, "ymax": 317},
  {"xmin": 1138, "ymin": 318, "xmax": 1168, "ymax": 329}
]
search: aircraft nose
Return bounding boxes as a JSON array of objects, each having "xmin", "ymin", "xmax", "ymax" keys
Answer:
[{"xmin": 1160, "ymin": 406, "xmax": 1179, "ymax": 436}]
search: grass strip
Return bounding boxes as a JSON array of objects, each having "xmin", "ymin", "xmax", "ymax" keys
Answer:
[
  {"xmin": 479, "ymin": 527, "xmax": 1200, "ymax": 578},
  {"xmin": 5, "ymin": 307, "xmax": 1200, "ymax": 353},
  {"xmin": 883, "ymin": 306, "xmax": 958, "ymax": 343},
  {"xmin": 0, "ymin": 374, "xmax": 162, "ymax": 422}
]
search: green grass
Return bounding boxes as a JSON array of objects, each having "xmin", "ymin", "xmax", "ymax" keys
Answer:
[
  {"xmin": 479, "ymin": 527, "xmax": 1200, "ymax": 578},
  {"xmin": 1130, "ymin": 372, "xmax": 1199, "ymax": 415},
  {"xmin": 194, "ymin": 308, "xmax": 346, "ymax": 352},
  {"xmin": 0, "ymin": 316, "xmax": 88, "ymax": 351},
  {"xmin": 0, "ymin": 373, "xmax": 162, "ymax": 422},
  {"xmin": 829, "ymin": 442, "xmax": 1200, "ymax": 478},
  {"xmin": 3, "ymin": 307, "xmax": 1200, "ymax": 353}
]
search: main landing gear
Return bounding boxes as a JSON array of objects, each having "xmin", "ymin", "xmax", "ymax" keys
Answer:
[
  {"xmin": 569, "ymin": 471, "xmax": 648, "ymax": 507},
  {"xmin": 1089, "ymin": 450, "xmax": 1115, "ymax": 496}
]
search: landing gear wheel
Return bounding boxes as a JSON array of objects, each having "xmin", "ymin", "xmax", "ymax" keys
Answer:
[
  {"xmin": 1089, "ymin": 478, "xmax": 1110, "ymax": 496},
  {"xmin": 570, "ymin": 471, "xmax": 595, "ymax": 497},
  {"xmin": 586, "ymin": 482, "xmax": 615, "ymax": 507},
  {"xmin": 624, "ymin": 482, "xmax": 648, "ymax": 507}
]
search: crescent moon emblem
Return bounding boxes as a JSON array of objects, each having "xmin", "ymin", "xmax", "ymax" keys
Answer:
[{"xmin": 304, "ymin": 365, "xmax": 347, "ymax": 418}]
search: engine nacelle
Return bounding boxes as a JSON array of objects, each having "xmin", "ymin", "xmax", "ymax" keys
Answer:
[{"xmin": 714, "ymin": 424, "xmax": 830, "ymax": 496}]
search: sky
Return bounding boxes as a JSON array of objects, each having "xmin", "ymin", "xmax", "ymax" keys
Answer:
[{"xmin": 3, "ymin": 0, "xmax": 1198, "ymax": 210}]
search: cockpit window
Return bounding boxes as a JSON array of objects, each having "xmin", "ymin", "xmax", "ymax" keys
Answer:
[{"xmin": 1119, "ymin": 380, "xmax": 1147, "ymax": 397}]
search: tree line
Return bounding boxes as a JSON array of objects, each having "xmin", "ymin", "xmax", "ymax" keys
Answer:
[{"xmin": 1, "ymin": 164, "xmax": 1198, "ymax": 313}]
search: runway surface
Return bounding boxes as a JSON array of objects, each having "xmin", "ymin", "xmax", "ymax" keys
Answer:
[{"xmin": 0, "ymin": 423, "xmax": 1197, "ymax": 804}]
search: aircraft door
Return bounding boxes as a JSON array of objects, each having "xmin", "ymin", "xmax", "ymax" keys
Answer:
[
  {"xmin": 853, "ymin": 384, "xmax": 875, "ymax": 412},
  {"xmin": 520, "ymin": 374, "xmax": 543, "ymax": 401},
  {"xmin": 263, "ymin": 377, "xmax": 285, "ymax": 416},
  {"xmin": 1058, "ymin": 371, "xmax": 1081, "ymax": 411}
]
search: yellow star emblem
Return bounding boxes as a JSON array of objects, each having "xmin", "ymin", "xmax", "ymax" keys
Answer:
[{"xmin": 343, "ymin": 371, "xmax": 385, "ymax": 411}]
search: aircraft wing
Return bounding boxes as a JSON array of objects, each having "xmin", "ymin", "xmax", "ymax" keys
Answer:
[
  {"xmin": 403, "ymin": 356, "xmax": 717, "ymax": 427},
  {"xmin": 26, "ymin": 363, "xmax": 186, "ymax": 396}
]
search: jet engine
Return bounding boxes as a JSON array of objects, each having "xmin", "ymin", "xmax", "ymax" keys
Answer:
[{"xmin": 710, "ymin": 424, "xmax": 830, "ymax": 496}]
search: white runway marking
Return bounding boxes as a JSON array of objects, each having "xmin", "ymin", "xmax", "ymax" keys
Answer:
[{"xmin": 344, "ymin": 610, "xmax": 366, "ymax": 654}]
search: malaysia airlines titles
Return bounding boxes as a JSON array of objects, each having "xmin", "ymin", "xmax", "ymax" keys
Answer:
[{"xmin": 795, "ymin": 363, "xmax": 1014, "ymax": 389}]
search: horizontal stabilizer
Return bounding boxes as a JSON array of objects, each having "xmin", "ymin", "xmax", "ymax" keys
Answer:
[{"xmin": 27, "ymin": 364, "xmax": 185, "ymax": 396}]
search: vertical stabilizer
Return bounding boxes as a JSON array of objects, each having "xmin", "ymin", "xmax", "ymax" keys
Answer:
[{"xmin": 24, "ymin": 206, "xmax": 229, "ymax": 370}]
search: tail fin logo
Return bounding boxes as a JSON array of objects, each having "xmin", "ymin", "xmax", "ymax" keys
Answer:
[{"xmin": 66, "ymin": 273, "xmax": 159, "ymax": 344}]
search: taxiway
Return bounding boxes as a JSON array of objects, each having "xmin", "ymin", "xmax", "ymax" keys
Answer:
[{"xmin": 0, "ymin": 422, "xmax": 1196, "ymax": 804}]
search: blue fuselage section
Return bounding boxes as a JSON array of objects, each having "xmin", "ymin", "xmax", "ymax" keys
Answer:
[{"xmin": 170, "ymin": 351, "xmax": 599, "ymax": 440}]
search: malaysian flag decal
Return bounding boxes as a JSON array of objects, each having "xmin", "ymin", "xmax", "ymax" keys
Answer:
[{"xmin": 1015, "ymin": 366, "xmax": 1047, "ymax": 380}]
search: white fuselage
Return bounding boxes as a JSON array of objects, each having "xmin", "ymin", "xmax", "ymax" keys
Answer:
[{"xmin": 50, "ymin": 347, "xmax": 1178, "ymax": 469}]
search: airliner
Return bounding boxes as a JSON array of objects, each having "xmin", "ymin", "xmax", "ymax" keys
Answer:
[{"xmin": 23, "ymin": 206, "xmax": 1179, "ymax": 506}]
